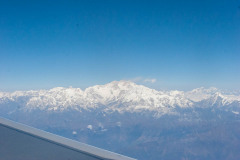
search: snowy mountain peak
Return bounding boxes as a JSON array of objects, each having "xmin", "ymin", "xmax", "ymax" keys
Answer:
[{"xmin": 0, "ymin": 81, "xmax": 240, "ymax": 114}]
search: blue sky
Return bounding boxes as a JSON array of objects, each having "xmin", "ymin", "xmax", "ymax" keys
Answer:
[{"xmin": 0, "ymin": 0, "xmax": 240, "ymax": 91}]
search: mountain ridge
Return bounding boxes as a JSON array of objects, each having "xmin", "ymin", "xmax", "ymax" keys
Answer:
[
  {"xmin": 1, "ymin": 81, "xmax": 240, "ymax": 160},
  {"xmin": 0, "ymin": 81, "xmax": 239, "ymax": 114}
]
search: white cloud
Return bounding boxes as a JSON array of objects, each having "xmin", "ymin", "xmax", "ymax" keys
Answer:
[
  {"xmin": 129, "ymin": 77, "xmax": 142, "ymax": 83},
  {"xmin": 98, "ymin": 123, "xmax": 104, "ymax": 129},
  {"xmin": 129, "ymin": 77, "xmax": 157, "ymax": 84},
  {"xmin": 87, "ymin": 125, "xmax": 93, "ymax": 130},
  {"xmin": 116, "ymin": 121, "xmax": 122, "ymax": 127},
  {"xmin": 144, "ymin": 78, "xmax": 157, "ymax": 83}
]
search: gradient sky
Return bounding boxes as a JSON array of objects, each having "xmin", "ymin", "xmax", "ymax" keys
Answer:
[{"xmin": 0, "ymin": 0, "xmax": 240, "ymax": 91}]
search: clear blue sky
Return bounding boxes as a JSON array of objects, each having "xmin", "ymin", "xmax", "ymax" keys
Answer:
[{"xmin": 0, "ymin": 0, "xmax": 240, "ymax": 91}]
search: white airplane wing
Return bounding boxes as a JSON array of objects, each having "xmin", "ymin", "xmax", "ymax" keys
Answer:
[{"xmin": 0, "ymin": 117, "xmax": 136, "ymax": 160}]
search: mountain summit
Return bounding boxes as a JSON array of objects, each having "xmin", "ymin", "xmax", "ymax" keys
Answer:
[
  {"xmin": 0, "ymin": 81, "xmax": 239, "ymax": 115},
  {"xmin": 1, "ymin": 81, "xmax": 240, "ymax": 160}
]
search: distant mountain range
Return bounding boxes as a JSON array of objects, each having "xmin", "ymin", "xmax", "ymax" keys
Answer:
[
  {"xmin": 1, "ymin": 81, "xmax": 240, "ymax": 160},
  {"xmin": 0, "ymin": 81, "xmax": 239, "ymax": 115}
]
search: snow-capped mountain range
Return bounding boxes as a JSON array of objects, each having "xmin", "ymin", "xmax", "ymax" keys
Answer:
[
  {"xmin": 0, "ymin": 81, "xmax": 239, "ymax": 115},
  {"xmin": 1, "ymin": 81, "xmax": 240, "ymax": 160}
]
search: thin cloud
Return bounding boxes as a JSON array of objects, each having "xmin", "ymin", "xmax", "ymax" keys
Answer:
[
  {"xmin": 144, "ymin": 78, "xmax": 157, "ymax": 83},
  {"xmin": 129, "ymin": 77, "xmax": 142, "ymax": 83},
  {"xmin": 129, "ymin": 77, "xmax": 157, "ymax": 84}
]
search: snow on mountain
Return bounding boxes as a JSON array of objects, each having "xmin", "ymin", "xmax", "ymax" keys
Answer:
[
  {"xmin": 185, "ymin": 87, "xmax": 219, "ymax": 102},
  {"xmin": 1, "ymin": 81, "xmax": 239, "ymax": 160},
  {"xmin": 0, "ymin": 81, "xmax": 239, "ymax": 114},
  {"xmin": 185, "ymin": 87, "xmax": 240, "ymax": 106}
]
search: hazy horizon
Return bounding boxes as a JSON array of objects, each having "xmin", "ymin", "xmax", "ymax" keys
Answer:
[{"xmin": 0, "ymin": 80, "xmax": 239, "ymax": 93}]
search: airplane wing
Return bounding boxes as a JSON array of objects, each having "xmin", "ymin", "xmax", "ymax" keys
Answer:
[{"xmin": 0, "ymin": 117, "xmax": 136, "ymax": 160}]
